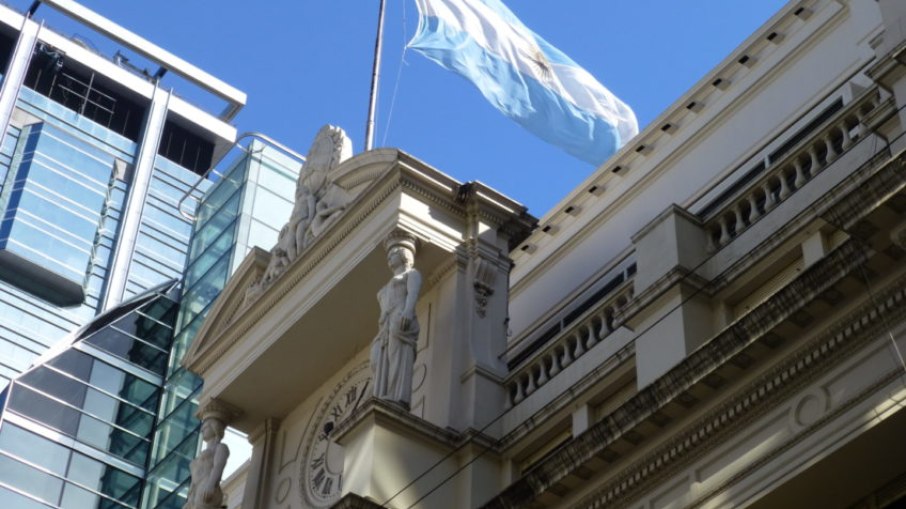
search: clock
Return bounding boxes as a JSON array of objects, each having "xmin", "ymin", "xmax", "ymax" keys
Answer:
[{"xmin": 299, "ymin": 362, "xmax": 371, "ymax": 507}]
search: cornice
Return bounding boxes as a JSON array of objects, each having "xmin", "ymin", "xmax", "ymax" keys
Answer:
[
  {"xmin": 573, "ymin": 270, "xmax": 906, "ymax": 509},
  {"xmin": 511, "ymin": 0, "xmax": 846, "ymax": 291},
  {"xmin": 482, "ymin": 236, "xmax": 872, "ymax": 508},
  {"xmin": 689, "ymin": 368, "xmax": 904, "ymax": 509},
  {"xmin": 185, "ymin": 164, "xmax": 403, "ymax": 375}
]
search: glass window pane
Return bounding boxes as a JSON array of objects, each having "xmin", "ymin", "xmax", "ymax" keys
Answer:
[
  {"xmin": 0, "ymin": 423, "xmax": 70, "ymax": 475},
  {"xmin": 0, "ymin": 454, "xmax": 64, "ymax": 505},
  {"xmin": 67, "ymin": 453, "xmax": 140, "ymax": 506},
  {"xmin": 60, "ymin": 483, "xmax": 99, "ymax": 509},
  {"xmin": 83, "ymin": 326, "xmax": 168, "ymax": 376},
  {"xmin": 9, "ymin": 384, "xmax": 81, "ymax": 436},
  {"xmin": 0, "ymin": 485, "xmax": 53, "ymax": 509}
]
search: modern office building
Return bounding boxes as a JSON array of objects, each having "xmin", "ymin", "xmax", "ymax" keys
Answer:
[
  {"xmin": 0, "ymin": 0, "xmax": 244, "ymax": 388},
  {"xmin": 0, "ymin": 280, "xmax": 183, "ymax": 509},
  {"xmin": 0, "ymin": 1, "xmax": 305, "ymax": 508},
  {"xmin": 0, "ymin": 135, "xmax": 301, "ymax": 509},
  {"xmin": 184, "ymin": 0, "xmax": 906, "ymax": 508}
]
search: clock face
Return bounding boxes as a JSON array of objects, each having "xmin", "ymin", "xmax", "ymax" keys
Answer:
[{"xmin": 300, "ymin": 363, "xmax": 371, "ymax": 507}]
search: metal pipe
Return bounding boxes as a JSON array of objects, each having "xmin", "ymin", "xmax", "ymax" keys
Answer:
[
  {"xmin": 364, "ymin": 0, "xmax": 387, "ymax": 152},
  {"xmin": 176, "ymin": 131, "xmax": 306, "ymax": 221}
]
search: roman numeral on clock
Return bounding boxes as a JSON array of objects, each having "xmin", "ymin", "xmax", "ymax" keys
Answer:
[{"xmin": 310, "ymin": 453, "xmax": 325, "ymax": 471}]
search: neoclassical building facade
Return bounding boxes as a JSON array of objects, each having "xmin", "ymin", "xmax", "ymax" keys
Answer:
[{"xmin": 184, "ymin": 0, "xmax": 906, "ymax": 507}]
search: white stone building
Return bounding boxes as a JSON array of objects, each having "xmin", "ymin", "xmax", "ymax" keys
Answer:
[{"xmin": 184, "ymin": 0, "xmax": 906, "ymax": 507}]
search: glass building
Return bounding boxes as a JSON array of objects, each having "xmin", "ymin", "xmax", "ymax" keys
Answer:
[
  {"xmin": 0, "ymin": 137, "xmax": 301, "ymax": 509},
  {"xmin": 0, "ymin": 280, "xmax": 181, "ymax": 509},
  {"xmin": 0, "ymin": 0, "xmax": 243, "ymax": 388},
  {"xmin": 0, "ymin": 1, "xmax": 303, "ymax": 508},
  {"xmin": 143, "ymin": 139, "xmax": 300, "ymax": 509}
]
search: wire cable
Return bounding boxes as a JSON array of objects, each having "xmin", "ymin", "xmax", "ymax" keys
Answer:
[
  {"xmin": 381, "ymin": 0, "xmax": 411, "ymax": 147},
  {"xmin": 375, "ymin": 100, "xmax": 906, "ymax": 508},
  {"xmin": 349, "ymin": 98, "xmax": 905, "ymax": 509}
]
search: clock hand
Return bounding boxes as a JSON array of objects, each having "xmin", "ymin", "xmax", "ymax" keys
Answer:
[{"xmin": 353, "ymin": 380, "xmax": 370, "ymax": 411}]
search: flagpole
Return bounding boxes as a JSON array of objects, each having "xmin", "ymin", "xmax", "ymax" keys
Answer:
[{"xmin": 364, "ymin": 0, "xmax": 386, "ymax": 152}]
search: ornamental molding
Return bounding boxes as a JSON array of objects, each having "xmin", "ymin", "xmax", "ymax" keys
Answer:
[
  {"xmin": 689, "ymin": 368, "xmax": 905, "ymax": 509},
  {"xmin": 482, "ymin": 236, "xmax": 872, "ymax": 507},
  {"xmin": 185, "ymin": 151, "xmax": 533, "ymax": 378},
  {"xmin": 473, "ymin": 258, "xmax": 497, "ymax": 318},
  {"xmin": 574, "ymin": 270, "xmax": 906, "ymax": 509},
  {"xmin": 820, "ymin": 150, "xmax": 906, "ymax": 232},
  {"xmin": 185, "ymin": 173, "xmax": 400, "ymax": 375}
]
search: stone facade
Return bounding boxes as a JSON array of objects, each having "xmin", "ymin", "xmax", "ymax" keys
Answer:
[{"xmin": 185, "ymin": 0, "xmax": 906, "ymax": 507}]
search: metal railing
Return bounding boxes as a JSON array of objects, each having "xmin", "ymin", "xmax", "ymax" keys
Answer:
[{"xmin": 175, "ymin": 131, "xmax": 305, "ymax": 221}]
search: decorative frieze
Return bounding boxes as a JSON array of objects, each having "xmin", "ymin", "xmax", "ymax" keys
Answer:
[{"xmin": 482, "ymin": 236, "xmax": 874, "ymax": 508}]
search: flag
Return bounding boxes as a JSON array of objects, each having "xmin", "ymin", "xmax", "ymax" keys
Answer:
[{"xmin": 409, "ymin": 0, "xmax": 638, "ymax": 166}]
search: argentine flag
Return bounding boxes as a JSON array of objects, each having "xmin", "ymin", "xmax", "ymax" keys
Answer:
[{"xmin": 409, "ymin": 0, "xmax": 638, "ymax": 166}]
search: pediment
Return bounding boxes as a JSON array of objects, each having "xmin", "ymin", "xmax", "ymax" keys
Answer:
[
  {"xmin": 181, "ymin": 147, "xmax": 534, "ymax": 428},
  {"xmin": 183, "ymin": 150, "xmax": 405, "ymax": 375}
]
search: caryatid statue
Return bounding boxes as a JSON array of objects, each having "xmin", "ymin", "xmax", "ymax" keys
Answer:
[
  {"xmin": 184, "ymin": 400, "xmax": 237, "ymax": 509},
  {"xmin": 370, "ymin": 231, "xmax": 422, "ymax": 407}
]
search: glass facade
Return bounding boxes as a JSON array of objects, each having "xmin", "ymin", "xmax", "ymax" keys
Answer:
[
  {"xmin": 0, "ymin": 122, "xmax": 121, "ymax": 305},
  {"xmin": 0, "ymin": 281, "xmax": 179, "ymax": 509},
  {"xmin": 0, "ymin": 4, "xmax": 301, "ymax": 508},
  {"xmin": 0, "ymin": 50, "xmax": 210, "ymax": 390},
  {"xmin": 142, "ymin": 140, "xmax": 299, "ymax": 509},
  {"xmin": 0, "ymin": 83, "xmax": 137, "ymax": 387}
]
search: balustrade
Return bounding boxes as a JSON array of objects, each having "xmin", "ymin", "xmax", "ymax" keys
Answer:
[
  {"xmin": 704, "ymin": 91, "xmax": 880, "ymax": 251},
  {"xmin": 505, "ymin": 283, "xmax": 634, "ymax": 407}
]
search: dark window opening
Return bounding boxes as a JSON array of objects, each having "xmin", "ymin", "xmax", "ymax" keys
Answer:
[
  {"xmin": 157, "ymin": 120, "xmax": 213, "ymax": 176},
  {"xmin": 23, "ymin": 45, "xmax": 146, "ymax": 141},
  {"xmin": 768, "ymin": 99, "xmax": 844, "ymax": 162},
  {"xmin": 0, "ymin": 31, "xmax": 15, "ymax": 75}
]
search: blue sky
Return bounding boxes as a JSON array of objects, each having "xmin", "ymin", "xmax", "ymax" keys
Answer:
[{"xmin": 14, "ymin": 0, "xmax": 788, "ymax": 216}]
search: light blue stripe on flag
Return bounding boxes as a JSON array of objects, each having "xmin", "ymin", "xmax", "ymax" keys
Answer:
[{"xmin": 409, "ymin": 0, "xmax": 638, "ymax": 166}]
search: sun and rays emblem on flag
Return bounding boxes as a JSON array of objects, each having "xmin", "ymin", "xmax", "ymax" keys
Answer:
[
  {"xmin": 529, "ymin": 47, "xmax": 553, "ymax": 83},
  {"xmin": 409, "ymin": 0, "xmax": 638, "ymax": 164}
]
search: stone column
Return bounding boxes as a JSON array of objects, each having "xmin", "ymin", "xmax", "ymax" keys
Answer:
[{"xmin": 240, "ymin": 418, "xmax": 279, "ymax": 509}]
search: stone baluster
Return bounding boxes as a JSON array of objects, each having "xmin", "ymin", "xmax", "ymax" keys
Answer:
[
  {"xmin": 561, "ymin": 340, "xmax": 575, "ymax": 367},
  {"xmin": 841, "ymin": 121, "xmax": 853, "ymax": 150},
  {"xmin": 719, "ymin": 216, "xmax": 732, "ymax": 245},
  {"xmin": 808, "ymin": 146, "xmax": 821, "ymax": 174},
  {"xmin": 536, "ymin": 361, "xmax": 549, "ymax": 386},
  {"xmin": 585, "ymin": 324, "xmax": 598, "ymax": 350},
  {"xmin": 525, "ymin": 371, "xmax": 536, "ymax": 396},
  {"xmin": 512, "ymin": 380, "xmax": 524, "ymax": 405},
  {"xmin": 734, "ymin": 204, "xmax": 746, "ymax": 233},
  {"xmin": 573, "ymin": 332, "xmax": 586, "ymax": 358},
  {"xmin": 762, "ymin": 182, "xmax": 776, "ymax": 212},
  {"xmin": 549, "ymin": 348, "xmax": 561, "ymax": 377},
  {"xmin": 748, "ymin": 193, "xmax": 761, "ymax": 221},
  {"xmin": 778, "ymin": 172, "xmax": 791, "ymax": 200},
  {"xmin": 793, "ymin": 158, "xmax": 806, "ymax": 189},
  {"xmin": 824, "ymin": 132, "xmax": 837, "ymax": 163}
]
